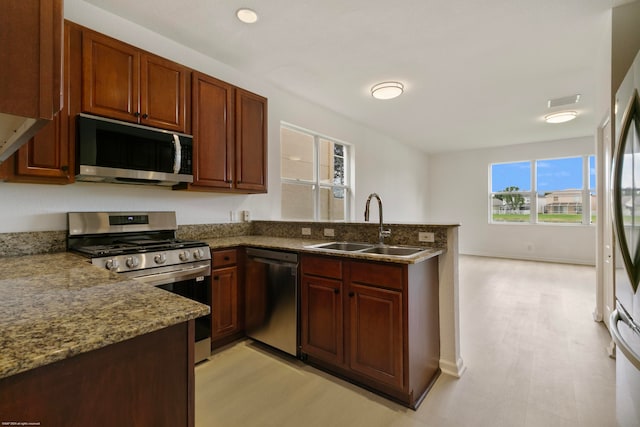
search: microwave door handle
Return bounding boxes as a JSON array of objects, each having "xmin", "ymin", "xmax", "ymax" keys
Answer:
[{"xmin": 172, "ymin": 134, "xmax": 182, "ymax": 174}]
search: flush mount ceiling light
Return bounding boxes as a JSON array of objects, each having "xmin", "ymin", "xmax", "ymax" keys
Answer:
[
  {"xmin": 371, "ymin": 81, "xmax": 404, "ymax": 100},
  {"xmin": 236, "ymin": 8, "xmax": 258, "ymax": 24},
  {"xmin": 544, "ymin": 111, "xmax": 578, "ymax": 124}
]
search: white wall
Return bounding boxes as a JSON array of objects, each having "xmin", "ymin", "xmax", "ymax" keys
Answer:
[
  {"xmin": 0, "ymin": 0, "xmax": 429, "ymax": 233},
  {"xmin": 427, "ymin": 136, "xmax": 597, "ymax": 265}
]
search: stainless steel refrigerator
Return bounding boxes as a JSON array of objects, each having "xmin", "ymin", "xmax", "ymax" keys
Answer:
[{"xmin": 611, "ymin": 49, "xmax": 640, "ymax": 427}]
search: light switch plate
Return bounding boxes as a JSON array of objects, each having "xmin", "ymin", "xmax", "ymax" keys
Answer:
[
  {"xmin": 418, "ymin": 232, "xmax": 435, "ymax": 243},
  {"xmin": 301, "ymin": 227, "xmax": 311, "ymax": 236},
  {"xmin": 324, "ymin": 228, "xmax": 335, "ymax": 237}
]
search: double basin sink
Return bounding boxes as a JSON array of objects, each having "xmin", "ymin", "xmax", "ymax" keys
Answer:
[{"xmin": 306, "ymin": 241, "xmax": 426, "ymax": 257}]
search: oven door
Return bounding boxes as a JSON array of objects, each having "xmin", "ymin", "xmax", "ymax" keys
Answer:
[{"xmin": 135, "ymin": 263, "xmax": 212, "ymax": 363}]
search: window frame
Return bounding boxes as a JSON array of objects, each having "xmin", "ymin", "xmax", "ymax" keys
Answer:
[
  {"xmin": 280, "ymin": 122, "xmax": 352, "ymax": 221},
  {"xmin": 489, "ymin": 155, "xmax": 596, "ymax": 226}
]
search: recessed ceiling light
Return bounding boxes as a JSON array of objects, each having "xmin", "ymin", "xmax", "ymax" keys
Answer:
[
  {"xmin": 236, "ymin": 8, "xmax": 258, "ymax": 24},
  {"xmin": 371, "ymin": 82, "xmax": 404, "ymax": 100},
  {"xmin": 544, "ymin": 111, "xmax": 577, "ymax": 124}
]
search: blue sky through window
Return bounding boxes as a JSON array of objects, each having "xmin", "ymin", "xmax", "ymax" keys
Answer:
[
  {"xmin": 491, "ymin": 156, "xmax": 595, "ymax": 193},
  {"xmin": 491, "ymin": 161, "xmax": 530, "ymax": 192},
  {"xmin": 536, "ymin": 157, "xmax": 582, "ymax": 193}
]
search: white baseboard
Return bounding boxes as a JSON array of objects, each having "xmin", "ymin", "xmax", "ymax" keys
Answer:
[
  {"xmin": 460, "ymin": 250, "xmax": 595, "ymax": 266},
  {"xmin": 440, "ymin": 357, "xmax": 466, "ymax": 378}
]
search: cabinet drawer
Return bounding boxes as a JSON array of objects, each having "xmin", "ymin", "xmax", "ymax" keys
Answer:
[
  {"xmin": 212, "ymin": 249, "xmax": 237, "ymax": 267},
  {"xmin": 349, "ymin": 261, "xmax": 404, "ymax": 291},
  {"xmin": 302, "ymin": 255, "xmax": 343, "ymax": 280}
]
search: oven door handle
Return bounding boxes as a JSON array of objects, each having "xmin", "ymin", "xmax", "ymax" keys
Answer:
[{"xmin": 134, "ymin": 264, "xmax": 211, "ymax": 287}]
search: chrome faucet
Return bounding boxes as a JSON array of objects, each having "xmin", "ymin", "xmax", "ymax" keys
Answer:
[{"xmin": 364, "ymin": 193, "xmax": 391, "ymax": 245}]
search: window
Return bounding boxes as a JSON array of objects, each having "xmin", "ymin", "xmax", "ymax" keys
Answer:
[
  {"xmin": 490, "ymin": 155, "xmax": 596, "ymax": 225},
  {"xmin": 281, "ymin": 124, "xmax": 351, "ymax": 220}
]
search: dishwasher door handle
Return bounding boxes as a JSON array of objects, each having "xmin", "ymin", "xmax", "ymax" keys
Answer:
[{"xmin": 249, "ymin": 256, "xmax": 298, "ymax": 268}]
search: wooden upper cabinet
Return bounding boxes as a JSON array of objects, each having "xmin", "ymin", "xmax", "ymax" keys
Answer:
[
  {"xmin": 82, "ymin": 31, "xmax": 189, "ymax": 133},
  {"xmin": 14, "ymin": 116, "xmax": 68, "ymax": 182},
  {"xmin": 188, "ymin": 75, "xmax": 267, "ymax": 193},
  {"xmin": 82, "ymin": 31, "xmax": 139, "ymax": 123},
  {"xmin": 0, "ymin": 0, "xmax": 63, "ymax": 163},
  {"xmin": 0, "ymin": 0, "xmax": 63, "ymax": 119},
  {"xmin": 140, "ymin": 54, "xmax": 189, "ymax": 133},
  {"xmin": 190, "ymin": 72, "xmax": 234, "ymax": 189},
  {"xmin": 235, "ymin": 89, "xmax": 268, "ymax": 193},
  {"xmin": 5, "ymin": 21, "xmax": 82, "ymax": 184}
]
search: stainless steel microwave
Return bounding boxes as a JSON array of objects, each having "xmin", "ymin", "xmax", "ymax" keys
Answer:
[{"xmin": 76, "ymin": 113, "xmax": 194, "ymax": 186}]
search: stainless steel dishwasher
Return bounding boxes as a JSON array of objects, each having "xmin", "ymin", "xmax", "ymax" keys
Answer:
[{"xmin": 245, "ymin": 247, "xmax": 299, "ymax": 357}]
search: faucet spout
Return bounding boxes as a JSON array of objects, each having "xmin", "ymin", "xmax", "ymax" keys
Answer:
[{"xmin": 364, "ymin": 193, "xmax": 391, "ymax": 245}]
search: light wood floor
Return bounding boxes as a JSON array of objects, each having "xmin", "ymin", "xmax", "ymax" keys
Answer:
[{"xmin": 195, "ymin": 256, "xmax": 615, "ymax": 427}]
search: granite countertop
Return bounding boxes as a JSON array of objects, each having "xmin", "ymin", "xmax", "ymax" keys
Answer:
[
  {"xmin": 0, "ymin": 252, "xmax": 210, "ymax": 380},
  {"xmin": 203, "ymin": 236, "xmax": 443, "ymax": 264},
  {"xmin": 0, "ymin": 234, "xmax": 441, "ymax": 381}
]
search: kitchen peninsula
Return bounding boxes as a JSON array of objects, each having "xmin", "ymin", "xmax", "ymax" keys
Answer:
[
  {"xmin": 0, "ymin": 252, "xmax": 209, "ymax": 426},
  {"xmin": 0, "ymin": 220, "xmax": 463, "ymax": 422}
]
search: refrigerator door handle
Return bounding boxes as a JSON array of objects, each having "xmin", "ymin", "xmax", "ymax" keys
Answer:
[{"xmin": 610, "ymin": 307, "xmax": 640, "ymax": 370}]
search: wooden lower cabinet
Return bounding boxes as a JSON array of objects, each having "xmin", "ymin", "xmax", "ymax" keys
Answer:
[
  {"xmin": 211, "ymin": 249, "xmax": 243, "ymax": 348},
  {"xmin": 0, "ymin": 322, "xmax": 196, "ymax": 427},
  {"xmin": 301, "ymin": 273, "xmax": 344, "ymax": 366},
  {"xmin": 348, "ymin": 282, "xmax": 404, "ymax": 389},
  {"xmin": 300, "ymin": 254, "xmax": 440, "ymax": 409}
]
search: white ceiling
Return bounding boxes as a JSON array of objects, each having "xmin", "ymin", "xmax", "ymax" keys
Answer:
[{"xmin": 83, "ymin": 0, "xmax": 628, "ymax": 153}]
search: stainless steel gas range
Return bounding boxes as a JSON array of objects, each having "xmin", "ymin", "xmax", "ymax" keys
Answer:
[{"xmin": 67, "ymin": 211, "xmax": 212, "ymax": 363}]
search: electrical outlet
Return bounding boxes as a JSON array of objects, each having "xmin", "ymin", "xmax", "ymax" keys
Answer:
[
  {"xmin": 242, "ymin": 210, "xmax": 250, "ymax": 222},
  {"xmin": 324, "ymin": 228, "xmax": 335, "ymax": 237},
  {"xmin": 301, "ymin": 227, "xmax": 311, "ymax": 236},
  {"xmin": 418, "ymin": 232, "xmax": 435, "ymax": 243}
]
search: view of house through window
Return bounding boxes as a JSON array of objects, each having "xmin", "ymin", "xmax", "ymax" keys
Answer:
[
  {"xmin": 490, "ymin": 156, "xmax": 596, "ymax": 225},
  {"xmin": 281, "ymin": 125, "xmax": 351, "ymax": 220}
]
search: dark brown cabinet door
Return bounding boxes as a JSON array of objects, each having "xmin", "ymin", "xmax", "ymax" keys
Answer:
[
  {"xmin": 0, "ymin": 0, "xmax": 63, "ymax": 120},
  {"xmin": 190, "ymin": 72, "xmax": 234, "ymax": 189},
  {"xmin": 140, "ymin": 54, "xmax": 189, "ymax": 133},
  {"xmin": 6, "ymin": 21, "xmax": 81, "ymax": 184},
  {"xmin": 82, "ymin": 31, "xmax": 140, "ymax": 123},
  {"xmin": 211, "ymin": 266, "xmax": 239, "ymax": 340},
  {"xmin": 82, "ymin": 31, "xmax": 189, "ymax": 133},
  {"xmin": 15, "ymin": 115, "xmax": 69, "ymax": 182},
  {"xmin": 235, "ymin": 88, "xmax": 267, "ymax": 193},
  {"xmin": 347, "ymin": 282, "xmax": 404, "ymax": 390},
  {"xmin": 301, "ymin": 274, "xmax": 344, "ymax": 366}
]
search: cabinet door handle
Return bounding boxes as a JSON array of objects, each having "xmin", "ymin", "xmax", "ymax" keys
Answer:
[
  {"xmin": 60, "ymin": 165, "xmax": 68, "ymax": 172},
  {"xmin": 142, "ymin": 113, "xmax": 148, "ymax": 119},
  {"xmin": 348, "ymin": 291, "xmax": 354, "ymax": 297},
  {"xmin": 224, "ymin": 256, "xmax": 230, "ymax": 261},
  {"xmin": 334, "ymin": 288, "xmax": 340, "ymax": 294},
  {"xmin": 133, "ymin": 112, "xmax": 140, "ymax": 117}
]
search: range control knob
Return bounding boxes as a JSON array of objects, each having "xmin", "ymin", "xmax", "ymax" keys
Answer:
[
  {"xmin": 126, "ymin": 256, "xmax": 140, "ymax": 268},
  {"xmin": 154, "ymin": 253, "xmax": 167, "ymax": 264},
  {"xmin": 192, "ymin": 248, "xmax": 204, "ymax": 260},
  {"xmin": 179, "ymin": 251, "xmax": 190, "ymax": 261},
  {"xmin": 105, "ymin": 259, "xmax": 119, "ymax": 271}
]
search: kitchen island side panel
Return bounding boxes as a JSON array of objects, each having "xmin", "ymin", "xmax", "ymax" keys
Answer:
[{"xmin": 0, "ymin": 321, "xmax": 195, "ymax": 427}]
